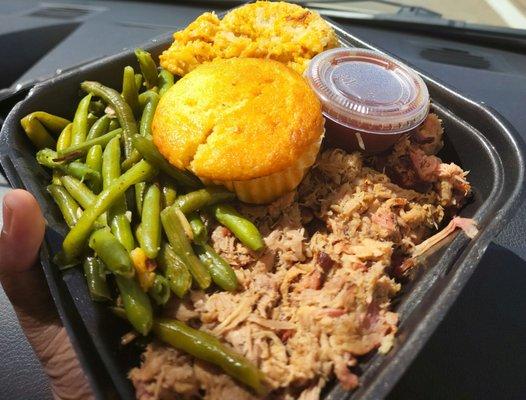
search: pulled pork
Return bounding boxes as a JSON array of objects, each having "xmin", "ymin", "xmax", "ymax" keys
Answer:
[{"xmin": 131, "ymin": 114, "xmax": 472, "ymax": 399}]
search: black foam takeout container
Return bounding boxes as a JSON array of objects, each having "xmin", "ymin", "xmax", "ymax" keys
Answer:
[{"xmin": 1, "ymin": 20, "xmax": 525, "ymax": 400}]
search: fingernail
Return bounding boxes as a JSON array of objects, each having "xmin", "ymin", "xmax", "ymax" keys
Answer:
[{"xmin": 2, "ymin": 199, "xmax": 13, "ymax": 236}]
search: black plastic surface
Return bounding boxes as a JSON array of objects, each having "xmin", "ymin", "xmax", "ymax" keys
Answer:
[{"xmin": 1, "ymin": 23, "xmax": 525, "ymax": 400}]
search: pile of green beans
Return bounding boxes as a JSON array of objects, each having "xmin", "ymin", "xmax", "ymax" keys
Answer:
[{"xmin": 21, "ymin": 47, "xmax": 266, "ymax": 394}]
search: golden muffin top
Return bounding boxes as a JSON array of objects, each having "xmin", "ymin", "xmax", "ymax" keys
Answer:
[
  {"xmin": 159, "ymin": 1, "xmax": 337, "ymax": 76},
  {"xmin": 152, "ymin": 57, "xmax": 324, "ymax": 181}
]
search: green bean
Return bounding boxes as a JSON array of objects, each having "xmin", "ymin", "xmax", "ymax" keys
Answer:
[
  {"xmin": 102, "ymin": 137, "xmax": 120, "ymax": 189},
  {"xmin": 57, "ymin": 128, "xmax": 121, "ymax": 158},
  {"xmin": 20, "ymin": 115, "xmax": 56, "ymax": 149},
  {"xmin": 188, "ymin": 212, "xmax": 207, "ymax": 244},
  {"xmin": 200, "ymin": 210, "xmax": 213, "ymax": 233},
  {"xmin": 89, "ymin": 229, "xmax": 134, "ymax": 278},
  {"xmin": 22, "ymin": 111, "xmax": 71, "ymax": 135},
  {"xmin": 68, "ymin": 162, "xmax": 101, "ymax": 186},
  {"xmin": 139, "ymin": 91, "xmax": 159, "ymax": 137},
  {"xmin": 135, "ymin": 182, "xmax": 146, "ymax": 216},
  {"xmin": 60, "ymin": 175, "xmax": 96, "ymax": 208},
  {"xmin": 86, "ymin": 145, "xmax": 103, "ymax": 173},
  {"xmin": 109, "ymin": 119, "xmax": 120, "ymax": 131},
  {"xmin": 138, "ymin": 90, "xmax": 158, "ymax": 109},
  {"xmin": 103, "ymin": 137, "xmax": 135, "ymax": 252},
  {"xmin": 157, "ymin": 242, "xmax": 192, "ymax": 298},
  {"xmin": 87, "ymin": 115, "xmax": 110, "ymax": 140},
  {"xmin": 135, "ymin": 223, "xmax": 145, "ymax": 250},
  {"xmin": 89, "ymin": 100, "xmax": 106, "ymax": 116},
  {"xmin": 53, "ymin": 123, "xmax": 72, "ymax": 184},
  {"xmin": 59, "ymin": 163, "xmax": 99, "ymax": 199},
  {"xmin": 141, "ymin": 184, "xmax": 161, "ymax": 259},
  {"xmin": 86, "ymin": 145, "xmax": 103, "ymax": 193},
  {"xmin": 127, "ymin": 93, "xmax": 159, "ymax": 171},
  {"xmin": 47, "ymin": 184, "xmax": 80, "ymax": 227},
  {"xmin": 134, "ymin": 73, "xmax": 143, "ymax": 91},
  {"xmin": 121, "ymin": 150, "xmax": 142, "ymax": 171},
  {"xmin": 122, "ymin": 66, "xmax": 140, "ymax": 118},
  {"xmin": 195, "ymin": 244, "xmax": 237, "ymax": 292},
  {"xmin": 36, "ymin": 149, "xmax": 101, "ymax": 183},
  {"xmin": 83, "ymin": 256, "xmax": 111, "ymax": 302},
  {"xmin": 81, "ymin": 81, "xmax": 138, "ymax": 158},
  {"xmin": 60, "ymin": 160, "xmax": 157, "ymax": 263},
  {"xmin": 212, "ymin": 204, "xmax": 264, "ymax": 251},
  {"xmin": 115, "ymin": 275, "xmax": 153, "ymax": 336},
  {"xmin": 57, "ymin": 123, "xmax": 73, "ymax": 152},
  {"xmin": 173, "ymin": 187, "xmax": 235, "ymax": 214},
  {"xmin": 51, "ymin": 172, "xmax": 62, "ymax": 187},
  {"xmin": 153, "ymin": 319, "xmax": 266, "ymax": 395},
  {"xmin": 71, "ymin": 93, "xmax": 93, "ymax": 146},
  {"xmin": 36, "ymin": 148, "xmax": 64, "ymax": 168},
  {"xmin": 87, "ymin": 113, "xmax": 98, "ymax": 129},
  {"xmin": 28, "ymin": 111, "xmax": 70, "ymax": 133},
  {"xmin": 59, "ymin": 175, "xmax": 107, "ymax": 229},
  {"xmin": 21, "ymin": 111, "xmax": 70, "ymax": 149},
  {"xmin": 161, "ymin": 206, "xmax": 211, "ymax": 290},
  {"xmin": 158, "ymin": 69, "xmax": 174, "ymax": 97},
  {"xmin": 135, "ymin": 48, "xmax": 158, "ymax": 89},
  {"xmin": 132, "ymin": 135, "xmax": 202, "ymax": 188},
  {"xmin": 56, "ymin": 123, "xmax": 72, "ymax": 151},
  {"xmin": 109, "ymin": 208, "xmax": 135, "ymax": 252},
  {"xmin": 161, "ymin": 179, "xmax": 177, "ymax": 209},
  {"xmin": 148, "ymin": 274, "xmax": 171, "ymax": 306}
]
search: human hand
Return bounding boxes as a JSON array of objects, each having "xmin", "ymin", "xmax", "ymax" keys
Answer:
[{"xmin": 0, "ymin": 189, "xmax": 94, "ymax": 400}]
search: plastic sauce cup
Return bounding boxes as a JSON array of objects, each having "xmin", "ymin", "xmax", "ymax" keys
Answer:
[{"xmin": 305, "ymin": 48, "xmax": 430, "ymax": 153}]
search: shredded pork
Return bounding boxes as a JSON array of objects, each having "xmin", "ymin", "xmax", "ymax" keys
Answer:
[{"xmin": 130, "ymin": 114, "xmax": 473, "ymax": 399}]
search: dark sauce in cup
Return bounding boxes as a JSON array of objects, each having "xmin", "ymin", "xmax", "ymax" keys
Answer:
[{"xmin": 305, "ymin": 48, "xmax": 430, "ymax": 153}]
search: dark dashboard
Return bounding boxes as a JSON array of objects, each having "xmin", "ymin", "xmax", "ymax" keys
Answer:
[{"xmin": 0, "ymin": 1, "xmax": 524, "ymax": 399}]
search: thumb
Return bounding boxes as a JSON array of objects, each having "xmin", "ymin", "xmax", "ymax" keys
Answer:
[
  {"xmin": 0, "ymin": 189, "xmax": 49, "ymax": 318},
  {"xmin": 0, "ymin": 189, "xmax": 45, "ymax": 271},
  {"xmin": 0, "ymin": 189, "xmax": 94, "ymax": 400}
]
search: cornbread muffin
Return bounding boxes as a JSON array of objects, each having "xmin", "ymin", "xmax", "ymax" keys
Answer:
[
  {"xmin": 152, "ymin": 57, "xmax": 324, "ymax": 203},
  {"xmin": 159, "ymin": 1, "xmax": 338, "ymax": 76}
]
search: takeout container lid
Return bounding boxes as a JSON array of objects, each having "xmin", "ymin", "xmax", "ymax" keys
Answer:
[{"xmin": 305, "ymin": 48, "xmax": 430, "ymax": 135}]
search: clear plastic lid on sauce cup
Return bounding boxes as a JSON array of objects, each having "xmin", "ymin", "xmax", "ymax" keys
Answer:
[{"xmin": 305, "ymin": 48, "xmax": 430, "ymax": 153}]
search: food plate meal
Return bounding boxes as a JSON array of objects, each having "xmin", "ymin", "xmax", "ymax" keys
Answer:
[{"xmin": 1, "ymin": 1, "xmax": 525, "ymax": 400}]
